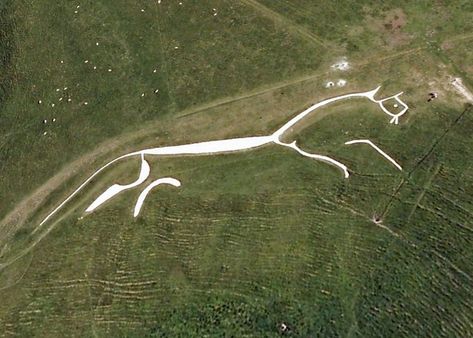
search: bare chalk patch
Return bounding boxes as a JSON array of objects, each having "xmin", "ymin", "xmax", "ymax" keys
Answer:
[
  {"xmin": 331, "ymin": 58, "xmax": 350, "ymax": 71},
  {"xmin": 325, "ymin": 81, "xmax": 335, "ymax": 88},
  {"xmin": 325, "ymin": 79, "xmax": 347, "ymax": 88},
  {"xmin": 451, "ymin": 77, "xmax": 473, "ymax": 102},
  {"xmin": 337, "ymin": 79, "xmax": 347, "ymax": 87}
]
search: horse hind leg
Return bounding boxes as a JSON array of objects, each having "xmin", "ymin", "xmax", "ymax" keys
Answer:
[
  {"xmin": 85, "ymin": 153, "xmax": 150, "ymax": 213},
  {"xmin": 133, "ymin": 178, "xmax": 181, "ymax": 217}
]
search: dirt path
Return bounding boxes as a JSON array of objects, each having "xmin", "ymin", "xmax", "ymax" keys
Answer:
[
  {"xmin": 0, "ymin": 134, "xmax": 145, "ymax": 245},
  {"xmin": 179, "ymin": 47, "xmax": 421, "ymax": 121},
  {"xmin": 407, "ymin": 165, "xmax": 441, "ymax": 223},
  {"xmin": 443, "ymin": 32, "xmax": 473, "ymax": 43}
]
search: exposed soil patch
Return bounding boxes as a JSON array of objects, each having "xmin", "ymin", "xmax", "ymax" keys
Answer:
[
  {"xmin": 441, "ymin": 41, "xmax": 454, "ymax": 50},
  {"xmin": 366, "ymin": 8, "xmax": 411, "ymax": 48},
  {"xmin": 382, "ymin": 9, "xmax": 410, "ymax": 47},
  {"xmin": 384, "ymin": 9, "xmax": 407, "ymax": 30}
]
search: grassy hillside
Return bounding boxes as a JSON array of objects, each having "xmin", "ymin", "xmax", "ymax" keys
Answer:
[
  {"xmin": 0, "ymin": 0, "xmax": 472, "ymax": 336},
  {"xmin": 0, "ymin": 0, "xmax": 15, "ymax": 104},
  {"xmin": 0, "ymin": 0, "xmax": 326, "ymax": 221}
]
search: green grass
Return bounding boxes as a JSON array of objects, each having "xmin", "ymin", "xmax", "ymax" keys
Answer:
[
  {"xmin": 256, "ymin": 0, "xmax": 473, "ymax": 55},
  {"xmin": 0, "ymin": 0, "xmax": 325, "ymax": 220},
  {"xmin": 0, "ymin": 0, "xmax": 472, "ymax": 336}
]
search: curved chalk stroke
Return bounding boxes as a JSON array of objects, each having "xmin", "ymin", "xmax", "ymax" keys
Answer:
[
  {"xmin": 134, "ymin": 178, "xmax": 181, "ymax": 217},
  {"xmin": 275, "ymin": 139, "xmax": 350, "ymax": 178},
  {"xmin": 85, "ymin": 154, "xmax": 151, "ymax": 213},
  {"xmin": 34, "ymin": 151, "xmax": 139, "ymax": 232}
]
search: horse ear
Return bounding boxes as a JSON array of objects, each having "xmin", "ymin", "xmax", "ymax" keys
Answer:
[{"xmin": 367, "ymin": 86, "xmax": 382, "ymax": 100}]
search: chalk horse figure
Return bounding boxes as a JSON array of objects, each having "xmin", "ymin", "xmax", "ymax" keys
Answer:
[{"xmin": 38, "ymin": 86, "xmax": 408, "ymax": 229}]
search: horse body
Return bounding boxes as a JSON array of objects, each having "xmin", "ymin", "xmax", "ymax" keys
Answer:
[{"xmin": 141, "ymin": 135, "xmax": 274, "ymax": 156}]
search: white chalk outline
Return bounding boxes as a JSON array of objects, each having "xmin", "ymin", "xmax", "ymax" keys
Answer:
[
  {"xmin": 344, "ymin": 139, "xmax": 403, "ymax": 171},
  {"xmin": 37, "ymin": 85, "xmax": 408, "ymax": 224},
  {"xmin": 275, "ymin": 140, "xmax": 350, "ymax": 178},
  {"xmin": 376, "ymin": 92, "xmax": 408, "ymax": 125},
  {"xmin": 85, "ymin": 154, "xmax": 150, "ymax": 213},
  {"xmin": 134, "ymin": 178, "xmax": 181, "ymax": 217}
]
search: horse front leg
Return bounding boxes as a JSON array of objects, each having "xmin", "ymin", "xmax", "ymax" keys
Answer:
[
  {"xmin": 344, "ymin": 139, "xmax": 403, "ymax": 171},
  {"xmin": 274, "ymin": 140, "xmax": 350, "ymax": 178}
]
